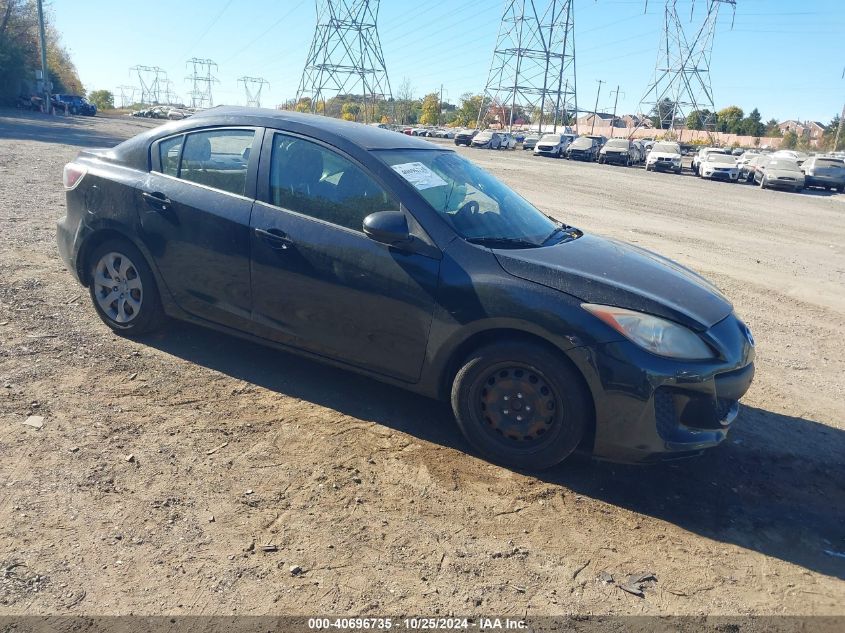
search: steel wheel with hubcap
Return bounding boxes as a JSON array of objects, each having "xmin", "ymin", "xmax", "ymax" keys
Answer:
[
  {"xmin": 87, "ymin": 239, "xmax": 166, "ymax": 335},
  {"xmin": 451, "ymin": 341, "xmax": 588, "ymax": 469}
]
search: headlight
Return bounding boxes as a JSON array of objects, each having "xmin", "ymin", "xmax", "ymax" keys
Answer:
[{"xmin": 582, "ymin": 304, "xmax": 715, "ymax": 359}]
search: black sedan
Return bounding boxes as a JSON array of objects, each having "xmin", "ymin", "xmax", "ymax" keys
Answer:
[
  {"xmin": 57, "ymin": 107, "xmax": 755, "ymax": 469},
  {"xmin": 566, "ymin": 136, "xmax": 600, "ymax": 161},
  {"xmin": 453, "ymin": 129, "xmax": 477, "ymax": 146}
]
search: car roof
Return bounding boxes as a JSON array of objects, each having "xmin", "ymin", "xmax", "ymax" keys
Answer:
[{"xmin": 184, "ymin": 106, "xmax": 441, "ymax": 151}]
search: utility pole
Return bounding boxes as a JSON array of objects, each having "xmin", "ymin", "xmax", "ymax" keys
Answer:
[
  {"xmin": 36, "ymin": 0, "xmax": 50, "ymax": 113},
  {"xmin": 591, "ymin": 80, "xmax": 604, "ymax": 135},
  {"xmin": 609, "ymin": 85, "xmax": 624, "ymax": 138},
  {"xmin": 439, "ymin": 84, "xmax": 444, "ymax": 126},
  {"xmin": 835, "ymin": 66, "xmax": 844, "ymax": 152}
]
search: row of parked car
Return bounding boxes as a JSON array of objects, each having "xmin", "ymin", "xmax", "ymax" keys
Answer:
[
  {"xmin": 690, "ymin": 147, "xmax": 845, "ymax": 193},
  {"xmin": 130, "ymin": 105, "xmax": 196, "ymax": 120},
  {"xmin": 445, "ymin": 127, "xmax": 845, "ymax": 193}
]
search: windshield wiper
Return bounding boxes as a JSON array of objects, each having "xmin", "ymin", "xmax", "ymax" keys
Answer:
[
  {"xmin": 466, "ymin": 236, "xmax": 539, "ymax": 249},
  {"xmin": 542, "ymin": 223, "xmax": 580, "ymax": 245}
]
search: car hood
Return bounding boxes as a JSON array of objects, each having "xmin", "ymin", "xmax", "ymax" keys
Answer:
[
  {"xmin": 493, "ymin": 234, "xmax": 732, "ymax": 330},
  {"xmin": 703, "ymin": 161, "xmax": 737, "ymax": 169},
  {"xmin": 766, "ymin": 167, "xmax": 804, "ymax": 179}
]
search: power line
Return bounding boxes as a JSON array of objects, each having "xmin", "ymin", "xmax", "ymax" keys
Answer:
[
  {"xmin": 635, "ymin": 0, "xmax": 737, "ymax": 138},
  {"xmin": 296, "ymin": 0, "xmax": 392, "ymax": 123},
  {"xmin": 238, "ymin": 76, "xmax": 270, "ymax": 108},
  {"xmin": 186, "ymin": 58, "xmax": 219, "ymax": 109},
  {"xmin": 479, "ymin": 0, "xmax": 577, "ymax": 134}
]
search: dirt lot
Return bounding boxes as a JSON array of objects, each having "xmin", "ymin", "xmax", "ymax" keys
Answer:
[{"xmin": 0, "ymin": 110, "xmax": 843, "ymax": 617}]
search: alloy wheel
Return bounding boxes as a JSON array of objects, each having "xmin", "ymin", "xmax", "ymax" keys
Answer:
[{"xmin": 93, "ymin": 251, "xmax": 143, "ymax": 324}]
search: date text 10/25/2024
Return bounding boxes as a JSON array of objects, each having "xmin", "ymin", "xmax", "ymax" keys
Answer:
[{"xmin": 307, "ymin": 618, "xmax": 528, "ymax": 630}]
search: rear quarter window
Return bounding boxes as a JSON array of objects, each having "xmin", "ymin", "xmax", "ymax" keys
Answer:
[{"xmin": 158, "ymin": 136, "xmax": 183, "ymax": 177}]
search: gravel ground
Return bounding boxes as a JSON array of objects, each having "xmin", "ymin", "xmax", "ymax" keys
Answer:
[{"xmin": 0, "ymin": 110, "xmax": 843, "ymax": 616}]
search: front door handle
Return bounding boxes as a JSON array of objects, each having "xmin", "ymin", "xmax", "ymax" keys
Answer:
[
  {"xmin": 142, "ymin": 191, "xmax": 172, "ymax": 212},
  {"xmin": 255, "ymin": 227, "xmax": 294, "ymax": 250}
]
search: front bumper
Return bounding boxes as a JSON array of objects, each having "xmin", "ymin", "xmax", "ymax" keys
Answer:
[
  {"xmin": 603, "ymin": 152, "xmax": 628, "ymax": 164},
  {"xmin": 649, "ymin": 160, "xmax": 680, "ymax": 171},
  {"xmin": 568, "ymin": 151, "xmax": 594, "ymax": 161},
  {"xmin": 568, "ymin": 313, "xmax": 756, "ymax": 463},
  {"xmin": 704, "ymin": 170, "xmax": 738, "ymax": 181}
]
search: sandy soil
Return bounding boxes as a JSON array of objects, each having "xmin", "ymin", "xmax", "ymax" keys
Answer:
[{"xmin": 0, "ymin": 111, "xmax": 843, "ymax": 617}]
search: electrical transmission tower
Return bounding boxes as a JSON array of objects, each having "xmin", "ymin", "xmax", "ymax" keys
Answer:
[
  {"xmin": 479, "ymin": 0, "xmax": 577, "ymax": 133},
  {"xmin": 296, "ymin": 0, "xmax": 392, "ymax": 123},
  {"xmin": 130, "ymin": 65, "xmax": 167, "ymax": 105},
  {"xmin": 636, "ymin": 0, "xmax": 736, "ymax": 136},
  {"xmin": 238, "ymin": 76, "xmax": 270, "ymax": 108},
  {"xmin": 116, "ymin": 85, "xmax": 137, "ymax": 109},
  {"xmin": 186, "ymin": 58, "xmax": 219, "ymax": 109}
]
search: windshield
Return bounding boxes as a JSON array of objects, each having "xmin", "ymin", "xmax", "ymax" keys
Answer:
[
  {"xmin": 816, "ymin": 159, "xmax": 845, "ymax": 168},
  {"xmin": 709, "ymin": 154, "xmax": 736, "ymax": 164},
  {"xmin": 540, "ymin": 134, "xmax": 561, "ymax": 143},
  {"xmin": 571, "ymin": 138, "xmax": 593, "ymax": 149},
  {"xmin": 474, "ymin": 130, "xmax": 493, "ymax": 141},
  {"xmin": 652, "ymin": 143, "xmax": 680, "ymax": 154},
  {"xmin": 605, "ymin": 139, "xmax": 629, "ymax": 149},
  {"xmin": 768, "ymin": 160, "xmax": 800, "ymax": 171},
  {"xmin": 376, "ymin": 149, "xmax": 562, "ymax": 247}
]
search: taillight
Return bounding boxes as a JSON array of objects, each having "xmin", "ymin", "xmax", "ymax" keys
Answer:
[{"xmin": 62, "ymin": 163, "xmax": 87, "ymax": 190}]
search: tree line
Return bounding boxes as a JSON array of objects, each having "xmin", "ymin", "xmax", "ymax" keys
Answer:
[{"xmin": 0, "ymin": 0, "xmax": 83, "ymax": 104}]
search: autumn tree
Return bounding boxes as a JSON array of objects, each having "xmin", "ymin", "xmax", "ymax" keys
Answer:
[
  {"xmin": 419, "ymin": 92, "xmax": 439, "ymax": 126},
  {"xmin": 0, "ymin": 1, "xmax": 82, "ymax": 103},
  {"xmin": 716, "ymin": 106, "xmax": 744, "ymax": 133}
]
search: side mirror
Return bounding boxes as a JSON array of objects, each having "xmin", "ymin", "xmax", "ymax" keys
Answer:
[{"xmin": 363, "ymin": 211, "xmax": 411, "ymax": 245}]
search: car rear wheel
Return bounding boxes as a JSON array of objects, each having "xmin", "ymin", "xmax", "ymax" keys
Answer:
[
  {"xmin": 451, "ymin": 341, "xmax": 588, "ymax": 470},
  {"xmin": 87, "ymin": 239, "xmax": 166, "ymax": 336}
]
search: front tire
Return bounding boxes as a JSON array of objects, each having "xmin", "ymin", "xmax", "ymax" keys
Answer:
[
  {"xmin": 87, "ymin": 239, "xmax": 167, "ymax": 336},
  {"xmin": 451, "ymin": 341, "xmax": 589, "ymax": 470}
]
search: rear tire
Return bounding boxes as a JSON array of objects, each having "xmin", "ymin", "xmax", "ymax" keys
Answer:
[
  {"xmin": 87, "ymin": 238, "xmax": 167, "ymax": 336},
  {"xmin": 451, "ymin": 341, "xmax": 589, "ymax": 470}
]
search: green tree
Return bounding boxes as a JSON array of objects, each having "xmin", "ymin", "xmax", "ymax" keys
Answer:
[
  {"xmin": 686, "ymin": 109, "xmax": 712, "ymax": 130},
  {"xmin": 341, "ymin": 101, "xmax": 360, "ymax": 122},
  {"xmin": 717, "ymin": 106, "xmax": 744, "ymax": 133},
  {"xmin": 781, "ymin": 130, "xmax": 798, "ymax": 149},
  {"xmin": 739, "ymin": 108, "xmax": 764, "ymax": 137},
  {"xmin": 452, "ymin": 93, "xmax": 490, "ymax": 128},
  {"xmin": 821, "ymin": 115, "xmax": 843, "ymax": 151},
  {"xmin": 88, "ymin": 89, "xmax": 113, "ymax": 110},
  {"xmin": 764, "ymin": 118, "xmax": 782, "ymax": 137},
  {"xmin": 650, "ymin": 98, "xmax": 677, "ymax": 129},
  {"xmin": 419, "ymin": 92, "xmax": 439, "ymax": 126}
]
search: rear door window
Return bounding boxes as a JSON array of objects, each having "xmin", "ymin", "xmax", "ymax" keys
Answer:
[{"xmin": 178, "ymin": 129, "xmax": 255, "ymax": 196}]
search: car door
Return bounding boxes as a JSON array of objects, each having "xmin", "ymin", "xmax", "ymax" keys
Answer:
[
  {"xmin": 141, "ymin": 127, "xmax": 260, "ymax": 330},
  {"xmin": 249, "ymin": 130, "xmax": 440, "ymax": 382}
]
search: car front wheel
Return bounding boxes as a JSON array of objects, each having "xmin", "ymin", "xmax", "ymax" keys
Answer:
[
  {"xmin": 87, "ymin": 239, "xmax": 167, "ymax": 336},
  {"xmin": 451, "ymin": 341, "xmax": 589, "ymax": 470}
]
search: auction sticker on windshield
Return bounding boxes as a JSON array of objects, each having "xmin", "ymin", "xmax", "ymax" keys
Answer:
[{"xmin": 391, "ymin": 162, "xmax": 448, "ymax": 190}]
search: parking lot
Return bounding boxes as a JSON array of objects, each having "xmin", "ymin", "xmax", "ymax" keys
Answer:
[{"xmin": 0, "ymin": 110, "xmax": 843, "ymax": 616}]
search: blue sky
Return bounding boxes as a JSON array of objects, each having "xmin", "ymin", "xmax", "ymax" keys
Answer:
[{"xmin": 53, "ymin": 0, "xmax": 844, "ymax": 123}]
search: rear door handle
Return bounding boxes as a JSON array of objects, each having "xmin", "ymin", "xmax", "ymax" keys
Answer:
[
  {"xmin": 255, "ymin": 227, "xmax": 294, "ymax": 250},
  {"xmin": 142, "ymin": 191, "xmax": 172, "ymax": 211}
]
